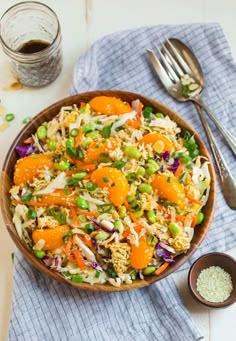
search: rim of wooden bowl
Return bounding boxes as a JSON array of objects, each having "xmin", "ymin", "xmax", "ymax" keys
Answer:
[{"xmin": 0, "ymin": 90, "xmax": 216, "ymax": 291}]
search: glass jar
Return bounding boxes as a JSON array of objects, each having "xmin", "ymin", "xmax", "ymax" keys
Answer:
[{"xmin": 0, "ymin": 1, "xmax": 63, "ymax": 87}]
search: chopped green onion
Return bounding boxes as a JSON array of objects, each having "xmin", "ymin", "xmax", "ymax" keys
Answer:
[
  {"xmin": 21, "ymin": 192, "xmax": 32, "ymax": 202},
  {"xmin": 70, "ymin": 128, "xmax": 79, "ymax": 137},
  {"xmin": 186, "ymin": 163, "xmax": 193, "ymax": 169},
  {"xmin": 83, "ymin": 123, "xmax": 94, "ymax": 134},
  {"xmin": 107, "ymin": 268, "xmax": 117, "ymax": 278},
  {"xmin": 179, "ymin": 172, "xmax": 188, "ymax": 184},
  {"xmin": 86, "ymin": 183, "xmax": 97, "ymax": 192},
  {"xmin": 95, "ymin": 271, "xmax": 100, "ymax": 278},
  {"xmin": 143, "ymin": 106, "xmax": 153, "ymax": 119},
  {"xmin": 27, "ymin": 207, "xmax": 37, "ymax": 219},
  {"xmin": 126, "ymin": 172, "xmax": 137, "ymax": 183},
  {"xmin": 147, "ymin": 234, "xmax": 158, "ymax": 247},
  {"xmin": 73, "ymin": 171, "xmax": 87, "ymax": 180},
  {"xmin": 102, "ymin": 176, "xmax": 109, "ymax": 183},
  {"xmin": 99, "ymin": 153, "xmax": 110, "ymax": 163},
  {"xmin": 11, "ymin": 252, "xmax": 14, "ymax": 262},
  {"xmin": 72, "ymin": 274, "xmax": 83, "ymax": 283},
  {"xmin": 130, "ymin": 271, "xmax": 137, "ymax": 280},
  {"xmin": 95, "ymin": 232, "xmax": 110, "ymax": 241},
  {"xmin": 22, "ymin": 116, "xmax": 32, "ymax": 124},
  {"xmin": 62, "ymin": 230, "xmax": 73, "ymax": 243},
  {"xmin": 5, "ymin": 113, "xmax": 15, "ymax": 122},
  {"xmin": 112, "ymin": 160, "xmax": 126, "ymax": 169},
  {"xmin": 167, "ymin": 177, "xmax": 171, "ymax": 183},
  {"xmin": 101, "ymin": 124, "xmax": 112, "ymax": 138},
  {"xmin": 84, "ymin": 223, "xmax": 95, "ymax": 234},
  {"xmin": 97, "ymin": 204, "xmax": 112, "ymax": 213}
]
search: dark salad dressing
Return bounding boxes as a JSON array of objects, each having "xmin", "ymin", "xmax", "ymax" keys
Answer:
[{"xmin": 17, "ymin": 40, "xmax": 50, "ymax": 54}]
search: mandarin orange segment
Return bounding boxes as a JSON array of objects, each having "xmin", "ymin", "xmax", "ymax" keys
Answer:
[
  {"xmin": 32, "ymin": 225, "xmax": 70, "ymax": 250},
  {"xmin": 130, "ymin": 236, "xmax": 154, "ymax": 269},
  {"xmin": 89, "ymin": 96, "xmax": 132, "ymax": 116},
  {"xmin": 39, "ymin": 189, "xmax": 77, "ymax": 207},
  {"xmin": 152, "ymin": 174, "xmax": 186, "ymax": 209},
  {"xmin": 14, "ymin": 154, "xmax": 54, "ymax": 185},
  {"xmin": 138, "ymin": 133, "xmax": 173, "ymax": 152},
  {"xmin": 90, "ymin": 167, "xmax": 129, "ymax": 206},
  {"xmin": 84, "ymin": 137, "xmax": 118, "ymax": 164}
]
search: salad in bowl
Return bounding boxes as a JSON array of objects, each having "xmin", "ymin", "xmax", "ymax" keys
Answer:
[{"xmin": 3, "ymin": 91, "xmax": 215, "ymax": 290}]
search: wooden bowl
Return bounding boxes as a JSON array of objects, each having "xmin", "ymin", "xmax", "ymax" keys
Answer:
[
  {"xmin": 0, "ymin": 90, "xmax": 216, "ymax": 291},
  {"xmin": 188, "ymin": 252, "xmax": 236, "ymax": 308}
]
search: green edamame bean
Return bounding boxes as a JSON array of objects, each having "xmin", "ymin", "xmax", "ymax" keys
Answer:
[
  {"xmin": 73, "ymin": 172, "xmax": 87, "ymax": 180},
  {"xmin": 147, "ymin": 210, "xmax": 156, "ymax": 223},
  {"xmin": 143, "ymin": 266, "xmax": 156, "ymax": 275},
  {"xmin": 137, "ymin": 167, "xmax": 145, "ymax": 177},
  {"xmin": 37, "ymin": 125, "xmax": 47, "ymax": 140},
  {"xmin": 138, "ymin": 183, "xmax": 152, "ymax": 194},
  {"xmin": 114, "ymin": 220, "xmax": 123, "ymax": 231},
  {"xmin": 197, "ymin": 212, "xmax": 205, "ymax": 225},
  {"xmin": 54, "ymin": 159, "xmax": 70, "ymax": 171},
  {"xmin": 47, "ymin": 139, "xmax": 57, "ymax": 151},
  {"xmin": 146, "ymin": 166, "xmax": 157, "ymax": 176},
  {"xmin": 133, "ymin": 210, "xmax": 144, "ymax": 218},
  {"xmin": 34, "ymin": 250, "xmax": 46, "ymax": 259},
  {"xmin": 127, "ymin": 195, "xmax": 135, "ymax": 204},
  {"xmin": 118, "ymin": 206, "xmax": 127, "ymax": 218},
  {"xmin": 169, "ymin": 223, "xmax": 180, "ymax": 236},
  {"xmin": 155, "ymin": 113, "xmax": 164, "ymax": 118},
  {"xmin": 76, "ymin": 196, "xmax": 89, "ymax": 209},
  {"xmin": 95, "ymin": 232, "xmax": 110, "ymax": 241},
  {"xmin": 147, "ymin": 159, "xmax": 159, "ymax": 168},
  {"xmin": 124, "ymin": 146, "xmax": 141, "ymax": 159}
]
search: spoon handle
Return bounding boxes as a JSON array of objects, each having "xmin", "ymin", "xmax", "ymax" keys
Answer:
[
  {"xmin": 194, "ymin": 103, "xmax": 236, "ymax": 210},
  {"xmin": 192, "ymin": 95, "xmax": 236, "ymax": 157}
]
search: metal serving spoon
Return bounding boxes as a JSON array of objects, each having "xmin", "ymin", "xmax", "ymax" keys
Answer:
[
  {"xmin": 147, "ymin": 39, "xmax": 236, "ymax": 157},
  {"xmin": 147, "ymin": 39, "xmax": 236, "ymax": 209}
]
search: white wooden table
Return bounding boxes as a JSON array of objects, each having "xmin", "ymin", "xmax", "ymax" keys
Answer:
[{"xmin": 0, "ymin": 1, "xmax": 235, "ymax": 340}]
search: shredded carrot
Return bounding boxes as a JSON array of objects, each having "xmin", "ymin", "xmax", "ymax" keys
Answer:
[
  {"xmin": 83, "ymin": 174, "xmax": 91, "ymax": 180},
  {"xmin": 83, "ymin": 164, "xmax": 97, "ymax": 171},
  {"xmin": 191, "ymin": 214, "xmax": 198, "ymax": 228},
  {"xmin": 186, "ymin": 194, "xmax": 203, "ymax": 206},
  {"xmin": 175, "ymin": 214, "xmax": 186, "ymax": 222},
  {"xmin": 70, "ymin": 207, "xmax": 80, "ymax": 226},
  {"xmin": 74, "ymin": 128, "xmax": 83, "ymax": 149},
  {"xmin": 123, "ymin": 199, "xmax": 129, "ymax": 210},
  {"xmin": 78, "ymin": 234, "xmax": 93, "ymax": 248},
  {"xmin": 80, "ymin": 102, "xmax": 86, "ymax": 108},
  {"xmin": 76, "ymin": 210, "xmax": 98, "ymax": 217},
  {"xmin": 23, "ymin": 137, "xmax": 34, "ymax": 144},
  {"xmin": 64, "ymin": 236, "xmax": 76, "ymax": 263},
  {"xmin": 72, "ymin": 249, "xmax": 87, "ymax": 270},
  {"xmin": 175, "ymin": 165, "xmax": 182, "ymax": 177},
  {"xmin": 11, "ymin": 200, "xmax": 49, "ymax": 207},
  {"xmin": 122, "ymin": 224, "xmax": 143, "ymax": 239},
  {"xmin": 154, "ymin": 262, "xmax": 170, "ymax": 275},
  {"xmin": 64, "ymin": 154, "xmax": 76, "ymax": 164}
]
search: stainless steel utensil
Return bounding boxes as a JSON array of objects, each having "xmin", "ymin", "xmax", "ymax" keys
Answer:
[
  {"xmin": 147, "ymin": 39, "xmax": 236, "ymax": 209},
  {"xmin": 147, "ymin": 39, "xmax": 236, "ymax": 157}
]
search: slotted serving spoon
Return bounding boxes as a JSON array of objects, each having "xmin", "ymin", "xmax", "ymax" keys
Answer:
[{"xmin": 147, "ymin": 39, "xmax": 236, "ymax": 209}]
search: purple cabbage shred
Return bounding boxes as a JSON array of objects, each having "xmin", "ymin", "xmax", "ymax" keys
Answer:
[
  {"xmin": 155, "ymin": 241, "xmax": 175, "ymax": 264},
  {"xmin": 162, "ymin": 151, "xmax": 170, "ymax": 162},
  {"xmin": 16, "ymin": 143, "xmax": 36, "ymax": 157},
  {"xmin": 168, "ymin": 158, "xmax": 180, "ymax": 173}
]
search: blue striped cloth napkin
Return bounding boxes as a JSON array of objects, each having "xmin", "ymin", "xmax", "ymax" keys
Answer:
[{"xmin": 9, "ymin": 23, "xmax": 236, "ymax": 341}]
